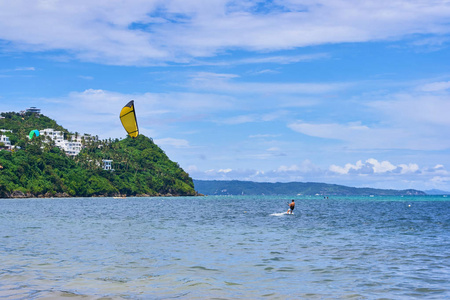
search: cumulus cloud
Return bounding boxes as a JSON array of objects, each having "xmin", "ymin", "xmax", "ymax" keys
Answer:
[
  {"xmin": 329, "ymin": 158, "xmax": 420, "ymax": 175},
  {"xmin": 2, "ymin": 1, "xmax": 450, "ymax": 65}
]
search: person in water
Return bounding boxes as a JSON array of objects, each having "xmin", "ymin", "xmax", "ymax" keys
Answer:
[{"xmin": 287, "ymin": 200, "xmax": 295, "ymax": 214}]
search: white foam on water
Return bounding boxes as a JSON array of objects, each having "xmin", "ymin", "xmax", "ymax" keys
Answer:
[{"xmin": 270, "ymin": 212, "xmax": 293, "ymax": 216}]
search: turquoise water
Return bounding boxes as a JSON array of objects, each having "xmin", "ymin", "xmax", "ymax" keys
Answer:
[{"xmin": 0, "ymin": 195, "xmax": 449, "ymax": 299}]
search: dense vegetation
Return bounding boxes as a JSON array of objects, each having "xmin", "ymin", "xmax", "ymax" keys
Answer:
[
  {"xmin": 194, "ymin": 180, "xmax": 426, "ymax": 196},
  {"xmin": 0, "ymin": 112, "xmax": 196, "ymax": 197}
]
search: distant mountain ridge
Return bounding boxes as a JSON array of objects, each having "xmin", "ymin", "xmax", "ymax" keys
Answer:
[
  {"xmin": 194, "ymin": 180, "xmax": 426, "ymax": 196},
  {"xmin": 425, "ymin": 189, "xmax": 450, "ymax": 195}
]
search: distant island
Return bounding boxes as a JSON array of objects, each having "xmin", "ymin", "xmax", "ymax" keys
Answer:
[
  {"xmin": 0, "ymin": 110, "xmax": 197, "ymax": 198},
  {"xmin": 194, "ymin": 180, "xmax": 427, "ymax": 196},
  {"xmin": 424, "ymin": 189, "xmax": 450, "ymax": 195}
]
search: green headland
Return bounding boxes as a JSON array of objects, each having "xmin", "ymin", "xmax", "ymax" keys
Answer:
[{"xmin": 0, "ymin": 111, "xmax": 196, "ymax": 198}]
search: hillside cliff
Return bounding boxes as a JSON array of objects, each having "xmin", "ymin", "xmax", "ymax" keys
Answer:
[{"xmin": 0, "ymin": 111, "xmax": 196, "ymax": 198}]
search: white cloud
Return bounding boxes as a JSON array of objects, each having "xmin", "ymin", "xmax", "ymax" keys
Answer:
[
  {"xmin": 60, "ymin": 88, "xmax": 234, "ymax": 115},
  {"xmin": 363, "ymin": 91, "xmax": 450, "ymax": 150},
  {"xmin": 220, "ymin": 114, "xmax": 257, "ymax": 125},
  {"xmin": 419, "ymin": 81, "xmax": 450, "ymax": 92},
  {"xmin": 237, "ymin": 53, "xmax": 330, "ymax": 65},
  {"xmin": 430, "ymin": 176, "xmax": 450, "ymax": 184},
  {"xmin": 2, "ymin": 1, "xmax": 450, "ymax": 65},
  {"xmin": 197, "ymin": 168, "xmax": 263, "ymax": 181},
  {"xmin": 288, "ymin": 121, "xmax": 370, "ymax": 141},
  {"xmin": 154, "ymin": 137, "xmax": 190, "ymax": 148},
  {"xmin": 366, "ymin": 158, "xmax": 397, "ymax": 173},
  {"xmin": 277, "ymin": 165, "xmax": 300, "ymax": 172},
  {"xmin": 329, "ymin": 158, "xmax": 420, "ymax": 175},
  {"xmin": 399, "ymin": 94, "xmax": 450, "ymax": 126},
  {"xmin": 249, "ymin": 134, "xmax": 281, "ymax": 139},
  {"xmin": 288, "ymin": 121, "xmax": 411, "ymax": 150},
  {"xmin": 273, "ymin": 161, "xmax": 323, "ymax": 175},
  {"xmin": 267, "ymin": 147, "xmax": 281, "ymax": 152},
  {"xmin": 0, "ymin": 66, "xmax": 35, "ymax": 73},
  {"xmin": 411, "ymin": 36, "xmax": 450, "ymax": 51},
  {"xmin": 78, "ymin": 75, "xmax": 94, "ymax": 80},
  {"xmin": 219, "ymin": 110, "xmax": 288, "ymax": 125},
  {"xmin": 189, "ymin": 53, "xmax": 330, "ymax": 67},
  {"xmin": 289, "ymin": 83, "xmax": 450, "ymax": 151},
  {"xmin": 34, "ymin": 88, "xmax": 236, "ymax": 139},
  {"xmin": 14, "ymin": 67, "xmax": 35, "ymax": 71},
  {"xmin": 329, "ymin": 160, "xmax": 367, "ymax": 175},
  {"xmin": 397, "ymin": 163, "xmax": 420, "ymax": 174},
  {"xmin": 189, "ymin": 72, "xmax": 350, "ymax": 95}
]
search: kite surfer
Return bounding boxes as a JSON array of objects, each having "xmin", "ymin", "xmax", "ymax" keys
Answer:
[{"xmin": 287, "ymin": 199, "xmax": 295, "ymax": 214}]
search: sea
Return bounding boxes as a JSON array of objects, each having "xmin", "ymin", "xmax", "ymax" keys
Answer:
[{"xmin": 0, "ymin": 195, "xmax": 449, "ymax": 299}]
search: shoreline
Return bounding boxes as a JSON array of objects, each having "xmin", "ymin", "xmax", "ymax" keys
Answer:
[{"xmin": 1, "ymin": 190, "xmax": 203, "ymax": 199}]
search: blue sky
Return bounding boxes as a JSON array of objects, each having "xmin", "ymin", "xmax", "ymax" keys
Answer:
[{"xmin": 1, "ymin": 0, "xmax": 450, "ymax": 191}]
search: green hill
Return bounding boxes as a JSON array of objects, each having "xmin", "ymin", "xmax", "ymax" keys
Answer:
[
  {"xmin": 0, "ymin": 111, "xmax": 196, "ymax": 198},
  {"xmin": 193, "ymin": 180, "xmax": 426, "ymax": 196}
]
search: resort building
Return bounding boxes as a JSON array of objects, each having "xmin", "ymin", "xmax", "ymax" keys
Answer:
[
  {"xmin": 20, "ymin": 107, "xmax": 41, "ymax": 115},
  {"xmin": 102, "ymin": 159, "xmax": 114, "ymax": 171},
  {"xmin": 40, "ymin": 128, "xmax": 64, "ymax": 143},
  {"xmin": 40, "ymin": 128, "xmax": 82, "ymax": 156},
  {"xmin": 72, "ymin": 134, "xmax": 98, "ymax": 144},
  {"xmin": 58, "ymin": 140, "xmax": 82, "ymax": 156},
  {"xmin": 0, "ymin": 135, "xmax": 11, "ymax": 150},
  {"xmin": 26, "ymin": 107, "xmax": 41, "ymax": 114}
]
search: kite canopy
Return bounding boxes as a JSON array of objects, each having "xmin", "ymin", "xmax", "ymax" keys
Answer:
[
  {"xmin": 29, "ymin": 129, "xmax": 40, "ymax": 140},
  {"xmin": 120, "ymin": 100, "xmax": 139, "ymax": 138}
]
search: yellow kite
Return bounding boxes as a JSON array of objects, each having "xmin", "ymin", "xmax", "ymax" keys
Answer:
[{"xmin": 119, "ymin": 100, "xmax": 139, "ymax": 138}]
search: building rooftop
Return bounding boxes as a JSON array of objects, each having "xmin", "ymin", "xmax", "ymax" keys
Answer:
[{"xmin": 26, "ymin": 107, "xmax": 41, "ymax": 114}]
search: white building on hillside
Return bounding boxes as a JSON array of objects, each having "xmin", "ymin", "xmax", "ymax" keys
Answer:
[
  {"xmin": 0, "ymin": 135, "xmax": 11, "ymax": 150},
  {"xmin": 102, "ymin": 159, "xmax": 114, "ymax": 171},
  {"xmin": 59, "ymin": 140, "xmax": 82, "ymax": 156},
  {"xmin": 72, "ymin": 134, "xmax": 98, "ymax": 144},
  {"xmin": 40, "ymin": 128, "xmax": 82, "ymax": 156},
  {"xmin": 26, "ymin": 107, "xmax": 41, "ymax": 114},
  {"xmin": 40, "ymin": 128, "xmax": 64, "ymax": 143}
]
